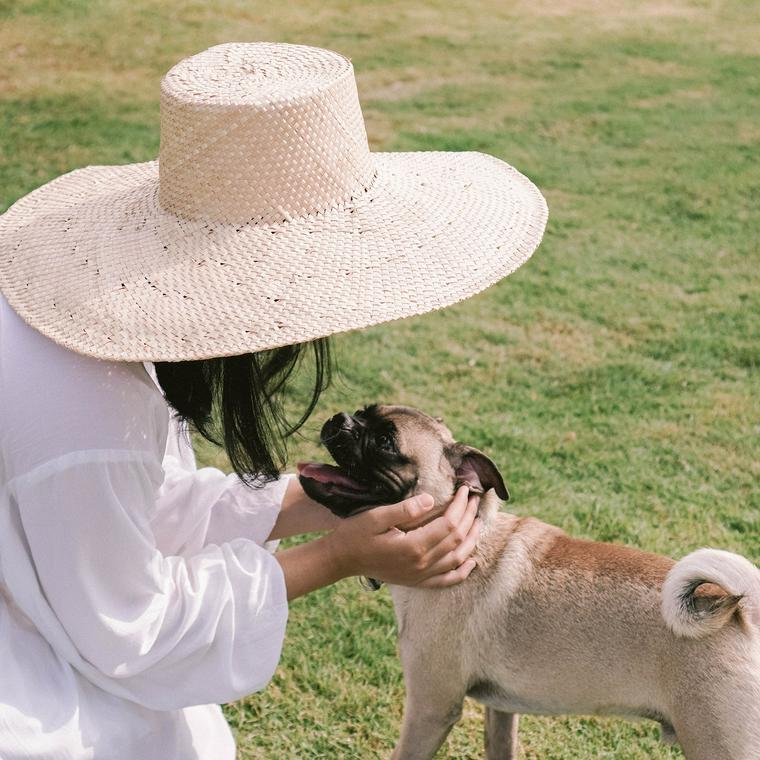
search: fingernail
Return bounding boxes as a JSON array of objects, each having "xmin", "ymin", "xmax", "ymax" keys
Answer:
[
  {"xmin": 465, "ymin": 559, "xmax": 477, "ymax": 573},
  {"xmin": 417, "ymin": 494, "xmax": 434, "ymax": 510}
]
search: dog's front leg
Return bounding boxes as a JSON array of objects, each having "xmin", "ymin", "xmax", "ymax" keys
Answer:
[
  {"xmin": 484, "ymin": 708, "xmax": 519, "ymax": 760},
  {"xmin": 390, "ymin": 621, "xmax": 467, "ymax": 760},
  {"xmin": 390, "ymin": 688, "xmax": 466, "ymax": 760},
  {"xmin": 389, "ymin": 583, "xmax": 473, "ymax": 759}
]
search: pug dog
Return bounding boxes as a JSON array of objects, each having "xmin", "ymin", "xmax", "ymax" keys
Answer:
[{"xmin": 298, "ymin": 405, "xmax": 760, "ymax": 760}]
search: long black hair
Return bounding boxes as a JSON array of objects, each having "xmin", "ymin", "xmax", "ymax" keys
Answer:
[{"xmin": 154, "ymin": 338, "xmax": 332, "ymax": 486}]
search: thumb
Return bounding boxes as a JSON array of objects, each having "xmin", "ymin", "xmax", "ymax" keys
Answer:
[{"xmin": 370, "ymin": 493, "xmax": 435, "ymax": 532}]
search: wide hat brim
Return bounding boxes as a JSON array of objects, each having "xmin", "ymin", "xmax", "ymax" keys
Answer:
[{"xmin": 0, "ymin": 150, "xmax": 547, "ymax": 362}]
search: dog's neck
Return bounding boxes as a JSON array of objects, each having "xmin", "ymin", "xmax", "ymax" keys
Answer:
[
  {"xmin": 405, "ymin": 487, "xmax": 502, "ymax": 531},
  {"xmin": 475, "ymin": 489, "xmax": 502, "ymax": 526}
]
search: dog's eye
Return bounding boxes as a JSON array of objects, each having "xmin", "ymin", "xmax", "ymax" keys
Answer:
[{"xmin": 377, "ymin": 433, "xmax": 394, "ymax": 452}]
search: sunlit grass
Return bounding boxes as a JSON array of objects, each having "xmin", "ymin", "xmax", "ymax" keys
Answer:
[{"xmin": 3, "ymin": 0, "xmax": 758, "ymax": 756}]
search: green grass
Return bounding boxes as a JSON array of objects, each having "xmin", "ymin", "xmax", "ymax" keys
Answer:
[{"xmin": 3, "ymin": 1, "xmax": 759, "ymax": 757}]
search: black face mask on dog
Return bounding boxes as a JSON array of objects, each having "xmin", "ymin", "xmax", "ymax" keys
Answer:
[{"xmin": 298, "ymin": 404, "xmax": 508, "ymax": 520}]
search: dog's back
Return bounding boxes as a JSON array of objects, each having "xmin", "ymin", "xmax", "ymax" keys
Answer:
[
  {"xmin": 457, "ymin": 514, "xmax": 675, "ymax": 716},
  {"xmin": 393, "ymin": 507, "xmax": 760, "ymax": 758},
  {"xmin": 465, "ymin": 513, "xmax": 760, "ymax": 757}
]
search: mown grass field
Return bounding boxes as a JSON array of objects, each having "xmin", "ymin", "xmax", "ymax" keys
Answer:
[{"xmin": 2, "ymin": 0, "xmax": 758, "ymax": 757}]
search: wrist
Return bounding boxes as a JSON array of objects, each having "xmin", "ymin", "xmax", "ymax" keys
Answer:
[
  {"xmin": 275, "ymin": 533, "xmax": 348, "ymax": 601},
  {"xmin": 321, "ymin": 530, "xmax": 354, "ymax": 581},
  {"xmin": 271, "ymin": 478, "xmax": 341, "ymax": 539}
]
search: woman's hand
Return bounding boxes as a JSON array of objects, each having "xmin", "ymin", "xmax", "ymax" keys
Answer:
[
  {"xmin": 275, "ymin": 486, "xmax": 480, "ymax": 600},
  {"xmin": 326, "ymin": 485, "xmax": 480, "ymax": 589}
]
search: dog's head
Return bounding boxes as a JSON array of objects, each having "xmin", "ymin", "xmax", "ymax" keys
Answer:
[{"xmin": 297, "ymin": 404, "xmax": 509, "ymax": 519}]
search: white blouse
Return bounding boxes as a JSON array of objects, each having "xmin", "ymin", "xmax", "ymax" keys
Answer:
[{"xmin": 0, "ymin": 292, "xmax": 292, "ymax": 759}]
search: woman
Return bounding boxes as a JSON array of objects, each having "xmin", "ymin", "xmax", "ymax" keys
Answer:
[{"xmin": 0, "ymin": 43, "xmax": 547, "ymax": 759}]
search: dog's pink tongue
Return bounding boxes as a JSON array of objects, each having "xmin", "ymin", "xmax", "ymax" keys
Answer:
[{"xmin": 297, "ymin": 462, "xmax": 365, "ymax": 490}]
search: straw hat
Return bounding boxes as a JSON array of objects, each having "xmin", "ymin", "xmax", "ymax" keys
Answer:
[{"xmin": 0, "ymin": 42, "xmax": 548, "ymax": 362}]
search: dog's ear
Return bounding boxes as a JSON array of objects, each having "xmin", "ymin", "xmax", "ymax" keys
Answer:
[{"xmin": 447, "ymin": 444, "xmax": 509, "ymax": 501}]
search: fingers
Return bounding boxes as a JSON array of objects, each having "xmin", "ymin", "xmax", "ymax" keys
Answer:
[
  {"xmin": 335, "ymin": 487, "xmax": 480, "ymax": 587},
  {"xmin": 413, "ymin": 487, "xmax": 478, "ymax": 557},
  {"xmin": 416, "ymin": 558, "xmax": 477, "ymax": 588},
  {"xmin": 421, "ymin": 513, "xmax": 480, "ymax": 577},
  {"xmin": 368, "ymin": 492, "xmax": 434, "ymax": 533}
]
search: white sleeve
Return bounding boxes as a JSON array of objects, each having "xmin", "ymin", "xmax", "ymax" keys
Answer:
[
  {"xmin": 9, "ymin": 453, "xmax": 289, "ymax": 711},
  {"xmin": 0, "ymin": 297, "xmax": 288, "ymax": 712},
  {"xmin": 150, "ymin": 459, "xmax": 295, "ymax": 556},
  {"xmin": 149, "ymin": 417, "xmax": 294, "ymax": 556}
]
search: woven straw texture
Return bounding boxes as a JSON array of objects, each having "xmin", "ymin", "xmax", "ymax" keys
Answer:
[{"xmin": 0, "ymin": 42, "xmax": 548, "ymax": 362}]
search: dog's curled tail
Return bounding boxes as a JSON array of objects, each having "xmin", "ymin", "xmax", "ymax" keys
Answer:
[{"xmin": 662, "ymin": 549, "xmax": 760, "ymax": 639}]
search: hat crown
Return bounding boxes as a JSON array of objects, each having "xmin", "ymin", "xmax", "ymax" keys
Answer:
[{"xmin": 158, "ymin": 42, "xmax": 375, "ymax": 224}]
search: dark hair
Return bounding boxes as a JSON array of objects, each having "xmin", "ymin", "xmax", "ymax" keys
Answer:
[{"xmin": 154, "ymin": 339, "xmax": 332, "ymax": 487}]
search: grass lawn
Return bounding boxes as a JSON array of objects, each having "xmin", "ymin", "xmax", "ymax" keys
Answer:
[{"xmin": 2, "ymin": 0, "xmax": 758, "ymax": 757}]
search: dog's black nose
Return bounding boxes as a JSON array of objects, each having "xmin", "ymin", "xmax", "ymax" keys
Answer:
[{"xmin": 320, "ymin": 412, "xmax": 354, "ymax": 443}]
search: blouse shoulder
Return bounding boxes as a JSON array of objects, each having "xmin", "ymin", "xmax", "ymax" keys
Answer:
[{"xmin": 0, "ymin": 293, "xmax": 169, "ymax": 481}]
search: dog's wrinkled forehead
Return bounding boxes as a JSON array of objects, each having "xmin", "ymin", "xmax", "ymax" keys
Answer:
[
  {"xmin": 368, "ymin": 404, "xmax": 454, "ymax": 451},
  {"xmin": 364, "ymin": 405, "xmax": 464, "ymax": 507}
]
